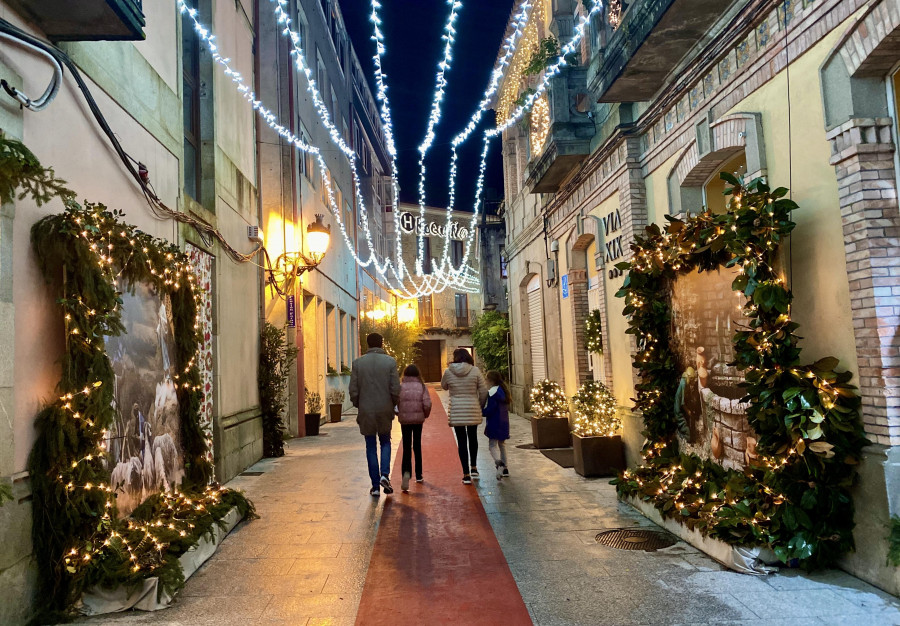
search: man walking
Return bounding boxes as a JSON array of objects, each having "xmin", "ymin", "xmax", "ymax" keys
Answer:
[{"xmin": 349, "ymin": 333, "xmax": 401, "ymax": 496}]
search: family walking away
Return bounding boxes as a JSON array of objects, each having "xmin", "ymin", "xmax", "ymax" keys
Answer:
[
  {"xmin": 351, "ymin": 337, "xmax": 512, "ymax": 495},
  {"xmin": 349, "ymin": 333, "xmax": 401, "ymax": 497}
]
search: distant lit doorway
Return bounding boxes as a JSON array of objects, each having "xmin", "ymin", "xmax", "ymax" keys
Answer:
[{"xmin": 416, "ymin": 340, "xmax": 443, "ymax": 382}]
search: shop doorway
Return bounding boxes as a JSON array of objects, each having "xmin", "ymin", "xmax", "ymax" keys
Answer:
[{"xmin": 416, "ymin": 340, "xmax": 443, "ymax": 382}]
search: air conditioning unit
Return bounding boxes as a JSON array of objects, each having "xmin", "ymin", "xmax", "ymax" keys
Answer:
[{"xmin": 248, "ymin": 226, "xmax": 262, "ymax": 243}]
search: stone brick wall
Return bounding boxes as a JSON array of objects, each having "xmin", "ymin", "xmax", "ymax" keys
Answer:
[
  {"xmin": 827, "ymin": 118, "xmax": 900, "ymax": 446},
  {"xmin": 567, "ymin": 268, "xmax": 592, "ymax": 386}
]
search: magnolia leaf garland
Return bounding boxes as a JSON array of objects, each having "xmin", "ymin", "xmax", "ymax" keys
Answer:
[
  {"xmin": 612, "ymin": 175, "xmax": 868, "ymax": 570},
  {"xmin": 29, "ymin": 202, "xmax": 253, "ymax": 618}
]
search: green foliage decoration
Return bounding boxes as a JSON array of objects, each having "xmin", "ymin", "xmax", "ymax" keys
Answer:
[
  {"xmin": 889, "ymin": 516, "xmax": 900, "ymax": 567},
  {"xmin": 529, "ymin": 380, "xmax": 569, "ymax": 419},
  {"xmin": 29, "ymin": 202, "xmax": 254, "ymax": 619},
  {"xmin": 524, "ymin": 37, "xmax": 560, "ymax": 76},
  {"xmin": 359, "ymin": 316, "xmax": 421, "ymax": 374},
  {"xmin": 612, "ymin": 175, "xmax": 868, "ymax": 569},
  {"xmin": 259, "ymin": 322, "xmax": 298, "ymax": 458},
  {"xmin": 584, "ymin": 309, "xmax": 603, "ymax": 354},
  {"xmin": 0, "ymin": 132, "xmax": 75, "ymax": 206},
  {"xmin": 471, "ymin": 311, "xmax": 510, "ymax": 378}
]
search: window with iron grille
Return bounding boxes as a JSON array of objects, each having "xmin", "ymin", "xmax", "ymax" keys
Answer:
[{"xmin": 418, "ymin": 296, "xmax": 433, "ymax": 327}]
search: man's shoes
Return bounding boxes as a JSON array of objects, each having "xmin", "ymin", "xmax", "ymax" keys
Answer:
[
  {"xmin": 416, "ymin": 476, "xmax": 424, "ymax": 483},
  {"xmin": 369, "ymin": 487, "xmax": 380, "ymax": 497},
  {"xmin": 380, "ymin": 475, "xmax": 394, "ymax": 494},
  {"xmin": 470, "ymin": 466, "xmax": 479, "ymax": 478},
  {"xmin": 503, "ymin": 467, "xmax": 510, "ymax": 477},
  {"xmin": 462, "ymin": 475, "xmax": 472, "ymax": 485},
  {"xmin": 496, "ymin": 464, "xmax": 505, "ymax": 481},
  {"xmin": 401, "ymin": 472, "xmax": 410, "ymax": 492}
]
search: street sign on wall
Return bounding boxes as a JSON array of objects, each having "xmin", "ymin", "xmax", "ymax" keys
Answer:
[
  {"xmin": 561, "ymin": 274, "xmax": 569, "ymax": 299},
  {"xmin": 286, "ymin": 295, "xmax": 296, "ymax": 328}
]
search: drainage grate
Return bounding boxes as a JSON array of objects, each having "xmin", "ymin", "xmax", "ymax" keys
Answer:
[
  {"xmin": 595, "ymin": 528, "xmax": 677, "ymax": 552},
  {"xmin": 239, "ymin": 471, "xmax": 264, "ymax": 476}
]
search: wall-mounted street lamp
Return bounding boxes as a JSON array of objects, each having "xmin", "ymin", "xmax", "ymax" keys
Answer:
[{"xmin": 266, "ymin": 214, "xmax": 331, "ymax": 298}]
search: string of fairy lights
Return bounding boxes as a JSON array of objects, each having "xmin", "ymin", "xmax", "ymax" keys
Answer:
[{"xmin": 182, "ymin": 0, "xmax": 604, "ymax": 299}]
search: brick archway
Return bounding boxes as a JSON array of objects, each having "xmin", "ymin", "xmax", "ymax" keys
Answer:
[
  {"xmin": 667, "ymin": 113, "xmax": 766, "ymax": 216},
  {"xmin": 821, "ymin": 1, "xmax": 900, "ymax": 446}
]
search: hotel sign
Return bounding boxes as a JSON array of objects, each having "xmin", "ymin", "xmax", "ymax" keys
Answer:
[{"xmin": 398, "ymin": 211, "xmax": 470, "ymax": 241}]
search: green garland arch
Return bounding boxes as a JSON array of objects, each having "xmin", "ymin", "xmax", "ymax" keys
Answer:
[
  {"xmin": 29, "ymin": 202, "xmax": 253, "ymax": 620},
  {"xmin": 613, "ymin": 175, "xmax": 868, "ymax": 569}
]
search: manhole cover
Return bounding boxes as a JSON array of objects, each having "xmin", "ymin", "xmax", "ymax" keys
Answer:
[
  {"xmin": 240, "ymin": 471, "xmax": 264, "ymax": 476},
  {"xmin": 595, "ymin": 528, "xmax": 677, "ymax": 551}
]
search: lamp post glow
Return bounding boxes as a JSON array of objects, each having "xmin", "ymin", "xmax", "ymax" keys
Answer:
[
  {"xmin": 266, "ymin": 214, "xmax": 331, "ymax": 298},
  {"xmin": 306, "ymin": 213, "xmax": 331, "ymax": 263}
]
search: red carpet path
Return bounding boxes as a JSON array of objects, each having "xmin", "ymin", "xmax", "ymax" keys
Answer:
[{"xmin": 355, "ymin": 388, "xmax": 533, "ymax": 626}]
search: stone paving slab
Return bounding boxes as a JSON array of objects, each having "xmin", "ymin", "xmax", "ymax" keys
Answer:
[{"xmin": 458, "ymin": 387, "xmax": 900, "ymax": 626}]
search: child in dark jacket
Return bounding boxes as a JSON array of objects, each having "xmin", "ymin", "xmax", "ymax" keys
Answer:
[
  {"xmin": 397, "ymin": 364, "xmax": 432, "ymax": 492},
  {"xmin": 482, "ymin": 370, "xmax": 511, "ymax": 481}
]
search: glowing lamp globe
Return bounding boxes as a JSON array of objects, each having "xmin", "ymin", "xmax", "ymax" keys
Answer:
[{"xmin": 307, "ymin": 214, "xmax": 331, "ymax": 262}]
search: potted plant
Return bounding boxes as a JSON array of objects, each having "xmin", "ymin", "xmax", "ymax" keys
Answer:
[
  {"xmin": 571, "ymin": 380, "xmax": 625, "ymax": 477},
  {"xmin": 259, "ymin": 322, "xmax": 298, "ymax": 457},
  {"xmin": 305, "ymin": 389, "xmax": 322, "ymax": 436},
  {"xmin": 529, "ymin": 380, "xmax": 571, "ymax": 449},
  {"xmin": 326, "ymin": 389, "xmax": 345, "ymax": 423}
]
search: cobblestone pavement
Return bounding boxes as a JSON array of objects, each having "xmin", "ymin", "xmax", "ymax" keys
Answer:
[{"xmin": 81, "ymin": 391, "xmax": 900, "ymax": 625}]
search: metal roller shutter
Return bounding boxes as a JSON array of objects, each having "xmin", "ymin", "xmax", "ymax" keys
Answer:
[{"xmin": 528, "ymin": 283, "xmax": 546, "ymax": 382}]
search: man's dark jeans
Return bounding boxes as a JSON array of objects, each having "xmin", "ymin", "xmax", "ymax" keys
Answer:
[{"xmin": 365, "ymin": 432, "xmax": 391, "ymax": 489}]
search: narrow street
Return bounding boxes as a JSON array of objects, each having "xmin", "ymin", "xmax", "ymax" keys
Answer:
[{"xmin": 81, "ymin": 389, "xmax": 900, "ymax": 626}]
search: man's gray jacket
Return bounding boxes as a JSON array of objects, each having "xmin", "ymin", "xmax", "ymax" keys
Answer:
[{"xmin": 349, "ymin": 348, "xmax": 401, "ymax": 436}]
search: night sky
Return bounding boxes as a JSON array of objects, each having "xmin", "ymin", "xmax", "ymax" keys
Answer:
[{"xmin": 341, "ymin": 0, "xmax": 515, "ymax": 211}]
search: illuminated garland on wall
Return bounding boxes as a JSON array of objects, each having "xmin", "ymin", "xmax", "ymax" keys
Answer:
[
  {"xmin": 612, "ymin": 176, "xmax": 868, "ymax": 568},
  {"xmin": 28, "ymin": 201, "xmax": 254, "ymax": 617}
]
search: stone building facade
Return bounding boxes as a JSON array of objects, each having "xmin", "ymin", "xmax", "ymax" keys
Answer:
[
  {"xmin": 497, "ymin": 0, "xmax": 900, "ymax": 595},
  {"xmin": 394, "ymin": 203, "xmax": 482, "ymax": 382}
]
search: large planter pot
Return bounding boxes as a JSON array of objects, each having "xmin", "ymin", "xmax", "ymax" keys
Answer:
[
  {"xmin": 573, "ymin": 433, "xmax": 625, "ymax": 477},
  {"xmin": 531, "ymin": 417, "xmax": 571, "ymax": 449},
  {"xmin": 329, "ymin": 404, "xmax": 342, "ymax": 423},
  {"xmin": 304, "ymin": 413, "xmax": 321, "ymax": 436}
]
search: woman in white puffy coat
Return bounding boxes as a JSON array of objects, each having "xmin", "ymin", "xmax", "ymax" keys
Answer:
[{"xmin": 441, "ymin": 348, "xmax": 488, "ymax": 484}]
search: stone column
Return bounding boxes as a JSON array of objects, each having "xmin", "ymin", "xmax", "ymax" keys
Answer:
[{"xmin": 827, "ymin": 117, "xmax": 900, "ymax": 446}]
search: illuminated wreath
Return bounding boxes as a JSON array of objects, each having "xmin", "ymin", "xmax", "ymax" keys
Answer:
[
  {"xmin": 29, "ymin": 203, "xmax": 253, "ymax": 618},
  {"xmin": 613, "ymin": 175, "xmax": 867, "ymax": 569}
]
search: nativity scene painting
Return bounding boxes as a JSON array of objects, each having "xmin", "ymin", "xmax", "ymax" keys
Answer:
[
  {"xmin": 668, "ymin": 266, "xmax": 758, "ymax": 471},
  {"xmin": 105, "ymin": 282, "xmax": 185, "ymax": 517}
]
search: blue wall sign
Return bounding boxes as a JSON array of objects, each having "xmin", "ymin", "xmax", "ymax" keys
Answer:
[
  {"xmin": 286, "ymin": 295, "xmax": 296, "ymax": 328},
  {"xmin": 561, "ymin": 274, "xmax": 569, "ymax": 299}
]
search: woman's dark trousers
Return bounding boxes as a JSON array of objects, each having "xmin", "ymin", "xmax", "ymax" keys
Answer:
[{"xmin": 454, "ymin": 425, "xmax": 478, "ymax": 474}]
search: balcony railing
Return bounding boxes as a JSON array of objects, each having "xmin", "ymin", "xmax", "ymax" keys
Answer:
[
  {"xmin": 422, "ymin": 308, "xmax": 479, "ymax": 330},
  {"xmin": 8, "ymin": 0, "xmax": 145, "ymax": 41}
]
